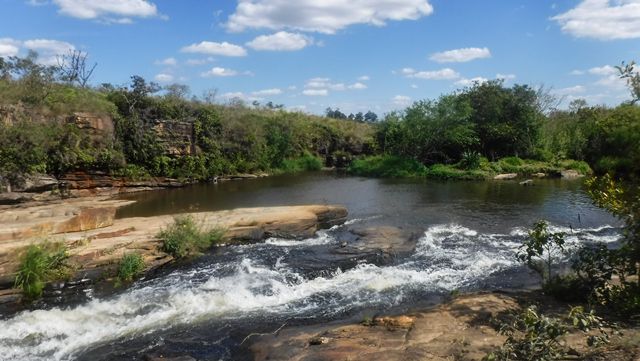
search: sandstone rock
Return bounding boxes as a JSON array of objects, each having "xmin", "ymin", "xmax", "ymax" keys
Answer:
[
  {"xmin": 13, "ymin": 174, "xmax": 59, "ymax": 193},
  {"xmin": 532, "ymin": 172, "xmax": 546, "ymax": 178},
  {"xmin": 561, "ymin": 169, "xmax": 584, "ymax": 179},
  {"xmin": 519, "ymin": 179, "xmax": 533, "ymax": 186},
  {"xmin": 67, "ymin": 112, "xmax": 114, "ymax": 139},
  {"xmin": 493, "ymin": 173, "xmax": 518, "ymax": 180}
]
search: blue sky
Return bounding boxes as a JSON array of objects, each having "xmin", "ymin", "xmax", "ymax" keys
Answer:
[{"xmin": 1, "ymin": 0, "xmax": 639, "ymax": 114}]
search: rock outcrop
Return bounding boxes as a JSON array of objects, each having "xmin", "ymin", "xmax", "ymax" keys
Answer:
[
  {"xmin": 493, "ymin": 173, "xmax": 518, "ymax": 180},
  {"xmin": 0, "ymin": 198, "xmax": 348, "ymax": 293}
]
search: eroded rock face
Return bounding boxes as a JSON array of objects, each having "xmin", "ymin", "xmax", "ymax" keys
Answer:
[{"xmin": 561, "ymin": 169, "xmax": 584, "ymax": 179}]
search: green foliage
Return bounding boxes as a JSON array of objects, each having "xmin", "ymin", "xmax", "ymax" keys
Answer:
[
  {"xmin": 349, "ymin": 155, "xmax": 428, "ymax": 178},
  {"xmin": 460, "ymin": 151, "xmax": 482, "ymax": 170},
  {"xmin": 277, "ymin": 153, "xmax": 323, "ymax": 174},
  {"xmin": 116, "ymin": 253, "xmax": 145, "ymax": 284},
  {"xmin": 157, "ymin": 215, "xmax": 225, "ymax": 259},
  {"xmin": 517, "ymin": 221, "xmax": 566, "ymax": 285},
  {"xmin": 14, "ymin": 242, "xmax": 69, "ymax": 299},
  {"xmin": 485, "ymin": 306, "xmax": 616, "ymax": 361}
]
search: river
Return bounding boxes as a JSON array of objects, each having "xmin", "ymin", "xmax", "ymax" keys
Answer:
[{"xmin": 0, "ymin": 173, "xmax": 621, "ymax": 360}]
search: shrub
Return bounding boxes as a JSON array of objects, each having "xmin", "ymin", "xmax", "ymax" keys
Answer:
[
  {"xmin": 349, "ymin": 155, "xmax": 427, "ymax": 178},
  {"xmin": 485, "ymin": 306, "xmax": 616, "ymax": 361},
  {"xmin": 517, "ymin": 220, "xmax": 566, "ymax": 285},
  {"xmin": 116, "ymin": 253, "xmax": 145, "ymax": 284},
  {"xmin": 14, "ymin": 242, "xmax": 69, "ymax": 299},
  {"xmin": 459, "ymin": 150, "xmax": 482, "ymax": 170},
  {"xmin": 426, "ymin": 164, "xmax": 487, "ymax": 180},
  {"xmin": 278, "ymin": 152, "xmax": 323, "ymax": 174},
  {"xmin": 157, "ymin": 215, "xmax": 225, "ymax": 259}
]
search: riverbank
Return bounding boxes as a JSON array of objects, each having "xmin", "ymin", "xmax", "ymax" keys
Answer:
[
  {"xmin": 243, "ymin": 291, "xmax": 639, "ymax": 361},
  {"xmin": 0, "ymin": 196, "xmax": 347, "ymax": 304},
  {"xmin": 348, "ymin": 155, "xmax": 591, "ymax": 180}
]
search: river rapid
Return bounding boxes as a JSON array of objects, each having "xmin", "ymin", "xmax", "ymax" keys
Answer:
[{"xmin": 0, "ymin": 173, "xmax": 621, "ymax": 360}]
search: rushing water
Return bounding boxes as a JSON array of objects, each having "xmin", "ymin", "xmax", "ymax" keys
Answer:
[{"xmin": 0, "ymin": 173, "xmax": 621, "ymax": 361}]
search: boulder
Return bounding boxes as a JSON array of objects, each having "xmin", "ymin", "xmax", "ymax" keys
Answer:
[
  {"xmin": 519, "ymin": 179, "xmax": 534, "ymax": 186},
  {"xmin": 532, "ymin": 172, "xmax": 546, "ymax": 178},
  {"xmin": 13, "ymin": 174, "xmax": 59, "ymax": 193},
  {"xmin": 332, "ymin": 226, "xmax": 417, "ymax": 262},
  {"xmin": 493, "ymin": 173, "xmax": 518, "ymax": 180}
]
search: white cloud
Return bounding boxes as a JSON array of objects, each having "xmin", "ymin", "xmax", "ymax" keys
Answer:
[
  {"xmin": 570, "ymin": 69, "xmax": 585, "ymax": 75},
  {"xmin": 51, "ymin": 0, "xmax": 159, "ymax": 22},
  {"xmin": 186, "ymin": 57, "xmax": 215, "ymax": 66},
  {"xmin": 496, "ymin": 73, "xmax": 516, "ymax": 81},
  {"xmin": 429, "ymin": 47, "xmax": 491, "ymax": 63},
  {"xmin": 305, "ymin": 77, "xmax": 346, "ymax": 91},
  {"xmin": 154, "ymin": 73, "xmax": 173, "ymax": 82},
  {"xmin": 358, "ymin": 75, "xmax": 370, "ymax": 81},
  {"xmin": 201, "ymin": 67, "xmax": 239, "ymax": 77},
  {"xmin": 348, "ymin": 82, "xmax": 368, "ymax": 90},
  {"xmin": 403, "ymin": 67, "xmax": 460, "ymax": 80},
  {"xmin": 181, "ymin": 41, "xmax": 247, "ymax": 57},
  {"xmin": 392, "ymin": 95, "xmax": 412, "ymax": 107},
  {"xmin": 252, "ymin": 88, "xmax": 282, "ymax": 96},
  {"xmin": 226, "ymin": 0, "xmax": 434, "ymax": 34},
  {"xmin": 303, "ymin": 89, "xmax": 329, "ymax": 96},
  {"xmin": 410, "ymin": 84, "xmax": 418, "ymax": 89},
  {"xmin": 23, "ymin": 39, "xmax": 75, "ymax": 65},
  {"xmin": 555, "ymin": 85, "xmax": 587, "ymax": 95},
  {"xmin": 246, "ymin": 31, "xmax": 313, "ymax": 51},
  {"xmin": 155, "ymin": 57, "xmax": 177, "ymax": 66},
  {"xmin": 588, "ymin": 65, "xmax": 617, "ymax": 76},
  {"xmin": 220, "ymin": 92, "xmax": 246, "ymax": 100},
  {"xmin": 454, "ymin": 77, "xmax": 489, "ymax": 87},
  {"xmin": 0, "ymin": 38, "xmax": 21, "ymax": 57},
  {"xmin": 552, "ymin": 0, "xmax": 640, "ymax": 40}
]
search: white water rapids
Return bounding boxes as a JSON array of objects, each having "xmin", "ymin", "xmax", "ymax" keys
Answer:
[{"xmin": 0, "ymin": 223, "xmax": 620, "ymax": 361}]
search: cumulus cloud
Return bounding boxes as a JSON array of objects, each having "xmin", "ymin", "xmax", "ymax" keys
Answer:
[
  {"xmin": 496, "ymin": 73, "xmax": 516, "ymax": 81},
  {"xmin": 392, "ymin": 95, "xmax": 412, "ymax": 107},
  {"xmin": 555, "ymin": 85, "xmax": 587, "ymax": 95},
  {"xmin": 154, "ymin": 73, "xmax": 173, "ymax": 82},
  {"xmin": 588, "ymin": 65, "xmax": 617, "ymax": 76},
  {"xmin": 226, "ymin": 0, "xmax": 434, "ymax": 34},
  {"xmin": 252, "ymin": 88, "xmax": 282, "ymax": 96},
  {"xmin": 51, "ymin": 0, "xmax": 160, "ymax": 22},
  {"xmin": 201, "ymin": 67, "xmax": 239, "ymax": 77},
  {"xmin": 181, "ymin": 41, "xmax": 247, "ymax": 57},
  {"xmin": 303, "ymin": 89, "xmax": 328, "ymax": 96},
  {"xmin": 552, "ymin": 0, "xmax": 640, "ymax": 40},
  {"xmin": 246, "ymin": 31, "xmax": 313, "ymax": 51},
  {"xmin": 358, "ymin": 75, "xmax": 370, "ymax": 81},
  {"xmin": 454, "ymin": 77, "xmax": 489, "ymax": 87},
  {"xmin": 155, "ymin": 57, "xmax": 177, "ymax": 66},
  {"xmin": 0, "ymin": 38, "xmax": 21, "ymax": 57},
  {"xmin": 401, "ymin": 67, "xmax": 460, "ymax": 80},
  {"xmin": 429, "ymin": 47, "xmax": 491, "ymax": 63},
  {"xmin": 23, "ymin": 39, "xmax": 76, "ymax": 65},
  {"xmin": 348, "ymin": 82, "xmax": 368, "ymax": 90}
]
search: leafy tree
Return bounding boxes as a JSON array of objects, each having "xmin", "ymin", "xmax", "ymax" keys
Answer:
[
  {"xmin": 364, "ymin": 110, "xmax": 378, "ymax": 122},
  {"xmin": 617, "ymin": 61, "xmax": 640, "ymax": 104},
  {"xmin": 517, "ymin": 220, "xmax": 566, "ymax": 285}
]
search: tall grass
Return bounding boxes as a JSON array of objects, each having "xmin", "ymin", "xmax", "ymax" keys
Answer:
[
  {"xmin": 157, "ymin": 215, "xmax": 225, "ymax": 259},
  {"xmin": 14, "ymin": 242, "xmax": 69, "ymax": 299}
]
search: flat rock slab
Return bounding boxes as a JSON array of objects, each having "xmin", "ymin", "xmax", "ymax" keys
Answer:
[
  {"xmin": 248, "ymin": 293, "xmax": 519, "ymax": 361},
  {"xmin": 0, "ymin": 200, "xmax": 347, "ymax": 288},
  {"xmin": 332, "ymin": 226, "xmax": 418, "ymax": 262}
]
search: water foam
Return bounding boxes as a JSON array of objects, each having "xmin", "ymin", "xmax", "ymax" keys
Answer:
[{"xmin": 0, "ymin": 222, "xmax": 619, "ymax": 361}]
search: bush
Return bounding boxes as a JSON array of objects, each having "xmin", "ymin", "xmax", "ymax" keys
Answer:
[
  {"xmin": 14, "ymin": 242, "xmax": 69, "ymax": 299},
  {"xmin": 116, "ymin": 253, "xmax": 145, "ymax": 284},
  {"xmin": 278, "ymin": 152, "xmax": 323, "ymax": 174},
  {"xmin": 157, "ymin": 215, "xmax": 225, "ymax": 259},
  {"xmin": 426, "ymin": 163, "xmax": 487, "ymax": 180},
  {"xmin": 349, "ymin": 155, "xmax": 428, "ymax": 178},
  {"xmin": 459, "ymin": 151, "xmax": 482, "ymax": 170},
  {"xmin": 517, "ymin": 220, "xmax": 566, "ymax": 286}
]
